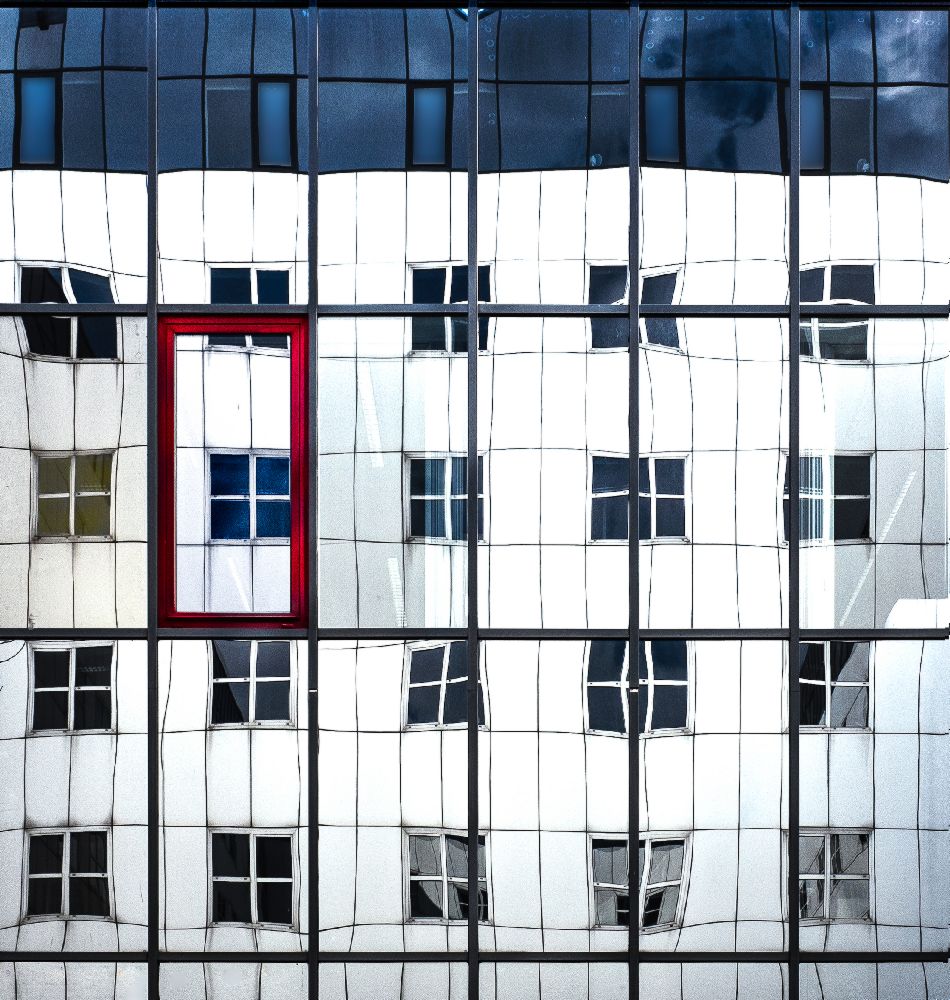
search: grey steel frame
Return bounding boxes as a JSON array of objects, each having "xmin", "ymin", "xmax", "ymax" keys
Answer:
[{"xmin": 0, "ymin": 2, "xmax": 947, "ymax": 998}]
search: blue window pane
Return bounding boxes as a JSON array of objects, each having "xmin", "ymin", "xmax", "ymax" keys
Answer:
[
  {"xmin": 69, "ymin": 270, "xmax": 114, "ymax": 304},
  {"xmin": 104, "ymin": 71, "xmax": 147, "ymax": 172},
  {"xmin": 19, "ymin": 76, "xmax": 56, "ymax": 165},
  {"xmin": 412, "ymin": 86, "xmax": 447, "ymax": 166},
  {"xmin": 159, "ymin": 78, "xmax": 202, "ymax": 171},
  {"xmin": 257, "ymin": 270, "xmax": 289, "ymax": 305},
  {"xmin": 257, "ymin": 500, "xmax": 290, "ymax": 538},
  {"xmin": 210, "ymin": 269, "xmax": 252, "ymax": 305},
  {"xmin": 210, "ymin": 454, "xmax": 249, "ymax": 497},
  {"xmin": 210, "ymin": 499, "xmax": 250, "ymax": 540},
  {"xmin": 62, "ymin": 73, "xmax": 104, "ymax": 170},
  {"xmin": 410, "ymin": 458, "xmax": 444, "ymax": 496},
  {"xmin": 801, "ymin": 89, "xmax": 825, "ymax": 170},
  {"xmin": 644, "ymin": 84, "xmax": 679, "ymax": 163},
  {"xmin": 257, "ymin": 81, "xmax": 292, "ymax": 168},
  {"xmin": 206, "ymin": 79, "xmax": 252, "ymax": 169},
  {"xmin": 256, "ymin": 457, "xmax": 290, "ymax": 497},
  {"xmin": 592, "ymin": 457, "xmax": 628, "ymax": 495}
]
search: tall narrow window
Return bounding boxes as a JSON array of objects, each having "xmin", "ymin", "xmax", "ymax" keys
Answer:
[
  {"xmin": 800, "ymin": 88, "xmax": 826, "ymax": 171},
  {"xmin": 159, "ymin": 316, "xmax": 307, "ymax": 627},
  {"xmin": 642, "ymin": 83, "xmax": 680, "ymax": 165},
  {"xmin": 640, "ymin": 270, "xmax": 680, "ymax": 349},
  {"xmin": 590, "ymin": 456, "xmax": 628, "ymax": 541},
  {"xmin": 639, "ymin": 456, "xmax": 687, "ymax": 541},
  {"xmin": 411, "ymin": 84, "xmax": 449, "ymax": 166},
  {"xmin": 17, "ymin": 75, "xmax": 58, "ymax": 166},
  {"xmin": 588, "ymin": 265, "xmax": 628, "ymax": 349},
  {"xmin": 256, "ymin": 80, "xmax": 294, "ymax": 168}
]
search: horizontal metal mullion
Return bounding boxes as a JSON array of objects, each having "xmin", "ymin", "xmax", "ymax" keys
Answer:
[
  {"xmin": 2, "ymin": 949, "xmax": 945, "ymax": 964},
  {"xmin": 0, "ymin": 304, "xmax": 145, "ymax": 316},
  {"xmin": 4, "ymin": 628, "xmax": 943, "ymax": 643},
  {"xmin": 316, "ymin": 628, "xmax": 470, "ymax": 641},
  {"xmin": 0, "ymin": 628, "xmax": 148, "ymax": 640},
  {"xmin": 157, "ymin": 627, "xmax": 310, "ymax": 640},
  {"xmin": 159, "ymin": 304, "xmax": 310, "ymax": 316},
  {"xmin": 801, "ymin": 305, "xmax": 948, "ymax": 319}
]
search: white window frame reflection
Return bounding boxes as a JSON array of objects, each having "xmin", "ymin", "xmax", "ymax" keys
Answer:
[
  {"xmin": 17, "ymin": 262, "xmax": 119, "ymax": 362},
  {"xmin": 207, "ymin": 828, "xmax": 298, "ymax": 931},
  {"xmin": 22, "ymin": 827, "xmax": 113, "ymax": 923},
  {"xmin": 638, "ymin": 266, "xmax": 684, "ymax": 352},
  {"xmin": 205, "ymin": 449, "xmax": 292, "ymax": 545},
  {"xmin": 402, "ymin": 641, "xmax": 488, "ymax": 731},
  {"xmin": 405, "ymin": 453, "xmax": 486, "ymax": 544},
  {"xmin": 404, "ymin": 829, "xmax": 491, "ymax": 925},
  {"xmin": 33, "ymin": 451, "xmax": 115, "ymax": 540},
  {"xmin": 782, "ymin": 452, "xmax": 874, "ymax": 546},
  {"xmin": 796, "ymin": 829, "xmax": 873, "ymax": 925},
  {"xmin": 797, "ymin": 640, "xmax": 872, "ymax": 732},
  {"xmin": 205, "ymin": 264, "xmax": 294, "ymax": 311},
  {"xmin": 588, "ymin": 833, "xmax": 691, "ymax": 932},
  {"xmin": 28, "ymin": 641, "xmax": 116, "ymax": 735},
  {"xmin": 207, "ymin": 639, "xmax": 296, "ymax": 729},
  {"xmin": 639, "ymin": 454, "xmax": 690, "ymax": 544},
  {"xmin": 408, "ymin": 261, "xmax": 492, "ymax": 355},
  {"xmin": 800, "ymin": 261, "xmax": 875, "ymax": 364}
]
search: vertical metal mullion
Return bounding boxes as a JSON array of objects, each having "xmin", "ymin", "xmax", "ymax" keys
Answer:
[
  {"xmin": 307, "ymin": 0, "xmax": 320, "ymax": 996},
  {"xmin": 628, "ymin": 4, "xmax": 640, "ymax": 998},
  {"xmin": 788, "ymin": 4, "xmax": 801, "ymax": 998},
  {"xmin": 145, "ymin": 0, "xmax": 159, "ymax": 997},
  {"xmin": 466, "ymin": 5, "xmax": 479, "ymax": 998}
]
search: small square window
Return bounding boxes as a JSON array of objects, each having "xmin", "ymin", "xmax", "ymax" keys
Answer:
[
  {"xmin": 407, "ymin": 832, "xmax": 488, "ymax": 923},
  {"xmin": 35, "ymin": 452, "xmax": 114, "ymax": 538},
  {"xmin": 411, "ymin": 264, "xmax": 491, "ymax": 352},
  {"xmin": 210, "ymin": 830, "xmax": 295, "ymax": 927},
  {"xmin": 406, "ymin": 642, "xmax": 485, "ymax": 729},
  {"xmin": 211, "ymin": 639, "xmax": 293, "ymax": 726},
  {"xmin": 26, "ymin": 829, "xmax": 111, "ymax": 919}
]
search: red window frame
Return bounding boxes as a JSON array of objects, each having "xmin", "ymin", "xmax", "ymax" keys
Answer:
[{"xmin": 158, "ymin": 316, "xmax": 308, "ymax": 628}]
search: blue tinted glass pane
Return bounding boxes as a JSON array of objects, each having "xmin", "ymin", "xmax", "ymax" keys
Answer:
[
  {"xmin": 258, "ymin": 81, "xmax": 292, "ymax": 167},
  {"xmin": 256, "ymin": 500, "xmax": 290, "ymax": 539},
  {"xmin": 210, "ymin": 269, "xmax": 252, "ymax": 304},
  {"xmin": 412, "ymin": 86, "xmax": 447, "ymax": 165},
  {"xmin": 592, "ymin": 457, "xmax": 627, "ymax": 494},
  {"xmin": 256, "ymin": 457, "xmax": 290, "ymax": 497},
  {"xmin": 104, "ymin": 71, "xmax": 147, "ymax": 171},
  {"xmin": 210, "ymin": 454, "xmax": 250, "ymax": 497},
  {"xmin": 257, "ymin": 270, "xmax": 289, "ymax": 304},
  {"xmin": 210, "ymin": 499, "xmax": 250, "ymax": 540},
  {"xmin": 644, "ymin": 84, "xmax": 679, "ymax": 162},
  {"xmin": 62, "ymin": 73, "xmax": 103, "ymax": 170},
  {"xmin": 68, "ymin": 269, "xmax": 114, "ymax": 304},
  {"xmin": 19, "ymin": 76, "xmax": 56, "ymax": 164},
  {"xmin": 801, "ymin": 89, "xmax": 825, "ymax": 170}
]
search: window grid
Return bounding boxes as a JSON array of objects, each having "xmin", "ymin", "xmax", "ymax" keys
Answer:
[
  {"xmin": 209, "ymin": 830, "xmax": 296, "ymax": 929},
  {"xmin": 208, "ymin": 451, "xmax": 292, "ymax": 542},
  {"xmin": 405, "ymin": 642, "xmax": 486, "ymax": 730},
  {"xmin": 24, "ymin": 829, "xmax": 111, "ymax": 921},
  {"xmin": 30, "ymin": 643, "xmax": 114, "ymax": 734},
  {"xmin": 209, "ymin": 639, "xmax": 293, "ymax": 728},
  {"xmin": 589, "ymin": 836, "xmax": 688, "ymax": 932},
  {"xmin": 35, "ymin": 452, "xmax": 114, "ymax": 539},
  {"xmin": 406, "ymin": 831, "xmax": 489, "ymax": 925},
  {"xmin": 1, "ymin": 4, "xmax": 945, "ymax": 997},
  {"xmin": 798, "ymin": 641, "xmax": 870, "ymax": 730},
  {"xmin": 798, "ymin": 831, "xmax": 872, "ymax": 925}
]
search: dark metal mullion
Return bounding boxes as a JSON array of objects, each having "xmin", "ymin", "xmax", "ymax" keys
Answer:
[
  {"xmin": 466, "ymin": 5, "xmax": 480, "ymax": 997},
  {"xmin": 307, "ymin": 3, "xmax": 320, "ymax": 999},
  {"xmin": 788, "ymin": 5, "xmax": 801, "ymax": 997},
  {"xmin": 627, "ymin": 3, "xmax": 641, "ymax": 996},
  {"xmin": 145, "ymin": 0, "xmax": 159, "ymax": 997}
]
